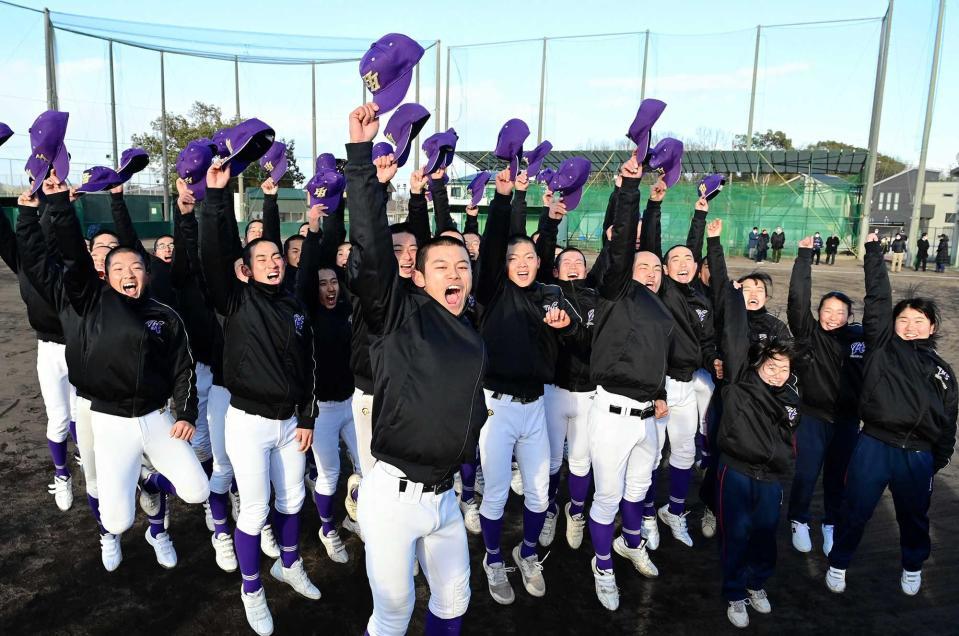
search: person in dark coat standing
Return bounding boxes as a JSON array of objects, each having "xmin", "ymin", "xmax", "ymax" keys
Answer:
[
  {"xmin": 915, "ymin": 233, "xmax": 929, "ymax": 271},
  {"xmin": 755, "ymin": 229, "xmax": 769, "ymax": 263},
  {"xmin": 812, "ymin": 233, "xmax": 823, "ymax": 265},
  {"xmin": 770, "ymin": 227, "xmax": 786, "ymax": 263},
  {"xmin": 825, "ymin": 235, "xmax": 840, "ymax": 265},
  {"xmin": 935, "ymin": 235, "xmax": 949, "ymax": 273},
  {"xmin": 747, "ymin": 227, "xmax": 759, "ymax": 260}
]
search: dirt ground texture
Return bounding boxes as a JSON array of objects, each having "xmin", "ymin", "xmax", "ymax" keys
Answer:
[{"xmin": 1, "ymin": 254, "xmax": 958, "ymax": 635}]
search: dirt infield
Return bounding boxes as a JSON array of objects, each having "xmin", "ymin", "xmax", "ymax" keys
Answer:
[{"xmin": 1, "ymin": 255, "xmax": 958, "ymax": 635}]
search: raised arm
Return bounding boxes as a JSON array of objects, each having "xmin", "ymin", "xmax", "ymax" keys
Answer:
[
  {"xmin": 109, "ymin": 190, "xmax": 148, "ymax": 260},
  {"xmin": 15, "ymin": 200, "xmax": 64, "ymax": 310},
  {"xmin": 638, "ymin": 178, "xmax": 665, "ymax": 258},
  {"xmin": 167, "ymin": 314, "xmax": 198, "ymax": 425},
  {"xmin": 706, "ymin": 219, "xmax": 730, "ymax": 330},
  {"xmin": 260, "ymin": 179, "xmax": 281, "ymax": 246},
  {"xmin": 464, "ymin": 206, "xmax": 479, "ymax": 235},
  {"xmin": 405, "ymin": 169, "xmax": 431, "ymax": 247},
  {"xmin": 534, "ymin": 209, "xmax": 559, "ymax": 283},
  {"xmin": 474, "ymin": 170, "xmax": 514, "ymax": 306},
  {"xmin": 862, "ymin": 237, "xmax": 893, "ymax": 349},
  {"xmin": 295, "ymin": 207, "xmax": 324, "ymax": 315},
  {"xmin": 598, "ymin": 158, "xmax": 642, "ymax": 301},
  {"xmin": 429, "ymin": 171, "xmax": 456, "ymax": 237},
  {"xmin": 686, "ymin": 198, "xmax": 708, "ymax": 260},
  {"xmin": 601, "ymin": 184, "xmax": 619, "ymax": 246},
  {"xmin": 318, "ymin": 199, "xmax": 346, "ymax": 268},
  {"xmin": 510, "ymin": 173, "xmax": 530, "ymax": 236},
  {"xmin": 787, "ymin": 240, "xmax": 817, "ymax": 338},
  {"xmin": 720, "ymin": 284, "xmax": 750, "ymax": 384},
  {"xmin": 47, "ymin": 188, "xmax": 101, "ymax": 316},
  {"xmin": 198, "ymin": 166, "xmax": 244, "ymax": 316}
]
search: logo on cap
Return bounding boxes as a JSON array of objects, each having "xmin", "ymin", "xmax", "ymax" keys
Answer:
[
  {"xmin": 385, "ymin": 132, "xmax": 396, "ymax": 145},
  {"xmin": 225, "ymin": 138, "xmax": 233, "ymax": 153},
  {"xmin": 82, "ymin": 171, "xmax": 92, "ymax": 185},
  {"xmin": 36, "ymin": 153, "xmax": 48, "ymax": 161},
  {"xmin": 699, "ymin": 183, "xmax": 707, "ymax": 196},
  {"xmin": 184, "ymin": 176, "xmax": 194, "ymax": 184},
  {"xmin": 314, "ymin": 187, "xmax": 327, "ymax": 198},
  {"xmin": 264, "ymin": 161, "xmax": 274, "ymax": 172},
  {"xmin": 362, "ymin": 71, "xmax": 381, "ymax": 92}
]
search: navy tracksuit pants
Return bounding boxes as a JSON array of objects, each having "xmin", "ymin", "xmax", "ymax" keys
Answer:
[
  {"xmin": 717, "ymin": 462, "xmax": 782, "ymax": 602},
  {"xmin": 829, "ymin": 433, "xmax": 934, "ymax": 572},
  {"xmin": 698, "ymin": 391, "xmax": 724, "ymax": 512},
  {"xmin": 787, "ymin": 414, "xmax": 859, "ymax": 526}
]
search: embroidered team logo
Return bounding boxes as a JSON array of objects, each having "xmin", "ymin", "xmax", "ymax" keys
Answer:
[
  {"xmin": 542, "ymin": 301, "xmax": 559, "ymax": 313},
  {"xmin": 935, "ymin": 366, "xmax": 950, "ymax": 390},
  {"xmin": 696, "ymin": 308, "xmax": 708, "ymax": 324},
  {"xmin": 293, "ymin": 313, "xmax": 305, "ymax": 336},
  {"xmin": 586, "ymin": 309, "xmax": 595, "ymax": 327},
  {"xmin": 850, "ymin": 341, "xmax": 865, "ymax": 359},
  {"xmin": 385, "ymin": 132, "xmax": 396, "ymax": 146},
  {"xmin": 145, "ymin": 320, "xmax": 164, "ymax": 335},
  {"xmin": 313, "ymin": 187, "xmax": 327, "ymax": 199},
  {"xmin": 263, "ymin": 161, "xmax": 274, "ymax": 173},
  {"xmin": 758, "ymin": 333, "xmax": 768, "ymax": 341},
  {"xmin": 784, "ymin": 406, "xmax": 798, "ymax": 422},
  {"xmin": 362, "ymin": 70, "xmax": 381, "ymax": 92}
]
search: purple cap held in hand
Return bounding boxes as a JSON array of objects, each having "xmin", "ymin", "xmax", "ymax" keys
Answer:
[
  {"xmin": 219, "ymin": 118, "xmax": 275, "ymax": 176},
  {"xmin": 0, "ymin": 122, "xmax": 12, "ymax": 148},
  {"xmin": 494, "ymin": 118, "xmax": 530, "ymax": 180},
  {"xmin": 536, "ymin": 168, "xmax": 555, "ymax": 185},
  {"xmin": 627, "ymin": 99, "xmax": 666, "ymax": 161},
  {"xmin": 28, "ymin": 110, "xmax": 70, "ymax": 192},
  {"xmin": 359, "ymin": 33, "xmax": 425, "ymax": 115},
  {"xmin": 24, "ymin": 154, "xmax": 50, "ymax": 195},
  {"xmin": 372, "ymin": 142, "xmax": 394, "ymax": 162},
  {"xmin": 383, "ymin": 103, "xmax": 430, "ymax": 167},
  {"xmin": 467, "ymin": 172, "xmax": 491, "ymax": 206},
  {"xmin": 118, "ymin": 147, "xmax": 149, "ymax": 180},
  {"xmin": 648, "ymin": 137, "xmax": 684, "ymax": 188},
  {"xmin": 548, "ymin": 157, "xmax": 591, "ymax": 212},
  {"xmin": 177, "ymin": 140, "xmax": 215, "ymax": 201},
  {"xmin": 422, "ymin": 128, "xmax": 458, "ymax": 175},
  {"xmin": 524, "ymin": 141, "xmax": 552, "ymax": 179},
  {"xmin": 315, "ymin": 153, "xmax": 337, "ymax": 173},
  {"xmin": 259, "ymin": 141, "xmax": 288, "ymax": 184},
  {"xmin": 306, "ymin": 169, "xmax": 346, "ymax": 210},
  {"xmin": 698, "ymin": 174, "xmax": 726, "ymax": 201},
  {"xmin": 77, "ymin": 166, "xmax": 123, "ymax": 194}
]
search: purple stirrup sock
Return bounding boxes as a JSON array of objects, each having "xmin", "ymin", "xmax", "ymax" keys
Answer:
[
  {"xmin": 521, "ymin": 506, "xmax": 547, "ymax": 558},
  {"xmin": 234, "ymin": 529, "xmax": 262, "ymax": 593},
  {"xmin": 200, "ymin": 458, "xmax": 213, "ymax": 479},
  {"xmin": 459, "ymin": 461, "xmax": 476, "ymax": 504},
  {"xmin": 87, "ymin": 495, "xmax": 105, "ymax": 534},
  {"xmin": 620, "ymin": 499, "xmax": 645, "ymax": 549},
  {"xmin": 230, "ymin": 478, "xmax": 239, "ymax": 495},
  {"xmin": 589, "ymin": 518, "xmax": 615, "ymax": 570},
  {"xmin": 272, "ymin": 511, "xmax": 301, "ymax": 567},
  {"xmin": 480, "ymin": 514, "xmax": 504, "ymax": 565},
  {"xmin": 643, "ymin": 469, "xmax": 659, "ymax": 517},
  {"xmin": 209, "ymin": 490, "xmax": 230, "ymax": 536},
  {"xmin": 48, "ymin": 439, "xmax": 69, "ymax": 477},
  {"xmin": 668, "ymin": 465, "xmax": 692, "ymax": 515},
  {"xmin": 547, "ymin": 471, "xmax": 561, "ymax": 512},
  {"xmin": 314, "ymin": 492, "xmax": 336, "ymax": 536},
  {"xmin": 68, "ymin": 420, "xmax": 78, "ymax": 445},
  {"xmin": 142, "ymin": 472, "xmax": 177, "ymax": 496},
  {"xmin": 147, "ymin": 494, "xmax": 167, "ymax": 538},
  {"xmin": 567, "ymin": 470, "xmax": 591, "ymax": 517},
  {"xmin": 425, "ymin": 609, "xmax": 463, "ymax": 635}
]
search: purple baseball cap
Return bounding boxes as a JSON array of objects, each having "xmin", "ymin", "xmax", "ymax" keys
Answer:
[
  {"xmin": 315, "ymin": 153, "xmax": 337, "ymax": 173},
  {"xmin": 306, "ymin": 169, "xmax": 346, "ymax": 210},
  {"xmin": 118, "ymin": 147, "xmax": 149, "ymax": 179},
  {"xmin": 698, "ymin": 174, "xmax": 726, "ymax": 201},
  {"xmin": 548, "ymin": 157, "xmax": 591, "ymax": 212},
  {"xmin": 28, "ymin": 110, "xmax": 70, "ymax": 191},
  {"xmin": 536, "ymin": 167, "xmax": 555, "ymax": 185},
  {"xmin": 627, "ymin": 99, "xmax": 667, "ymax": 161},
  {"xmin": 24, "ymin": 154, "xmax": 50, "ymax": 195},
  {"xmin": 359, "ymin": 33, "xmax": 425, "ymax": 115},
  {"xmin": 648, "ymin": 137, "xmax": 684, "ymax": 188},
  {"xmin": 383, "ymin": 103, "xmax": 430, "ymax": 167},
  {"xmin": 0, "ymin": 122, "xmax": 12, "ymax": 148},
  {"xmin": 219, "ymin": 118, "xmax": 275, "ymax": 176},
  {"xmin": 494, "ymin": 118, "xmax": 530, "ymax": 180},
  {"xmin": 372, "ymin": 142, "xmax": 394, "ymax": 162},
  {"xmin": 422, "ymin": 128, "xmax": 458, "ymax": 174},
  {"xmin": 259, "ymin": 141, "xmax": 288, "ymax": 183},
  {"xmin": 523, "ymin": 141, "xmax": 552, "ymax": 178},
  {"xmin": 467, "ymin": 172, "xmax": 491, "ymax": 206},
  {"xmin": 77, "ymin": 165, "xmax": 123, "ymax": 194},
  {"xmin": 177, "ymin": 140, "xmax": 215, "ymax": 201}
]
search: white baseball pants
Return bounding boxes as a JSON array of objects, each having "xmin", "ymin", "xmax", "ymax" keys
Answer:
[
  {"xmin": 544, "ymin": 385, "xmax": 595, "ymax": 477},
  {"xmin": 352, "ymin": 388, "xmax": 374, "ymax": 477},
  {"xmin": 75, "ymin": 396, "xmax": 96, "ymax": 496},
  {"xmin": 36, "ymin": 340, "xmax": 75, "ymax": 443},
  {"xmin": 190, "ymin": 362, "xmax": 213, "ymax": 462},
  {"xmin": 311, "ymin": 398, "xmax": 360, "ymax": 496},
  {"xmin": 692, "ymin": 368, "xmax": 715, "ymax": 436},
  {"xmin": 207, "ymin": 384, "xmax": 233, "ymax": 494},
  {"xmin": 653, "ymin": 377, "xmax": 699, "ymax": 470}
]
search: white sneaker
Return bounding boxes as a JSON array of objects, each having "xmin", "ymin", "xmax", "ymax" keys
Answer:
[
  {"xmin": 345, "ymin": 474, "xmax": 361, "ymax": 522},
  {"xmin": 100, "ymin": 533, "xmax": 122, "ymax": 572},
  {"xmin": 460, "ymin": 500, "xmax": 482, "ymax": 535},
  {"xmin": 825, "ymin": 566, "xmax": 846, "ymax": 593},
  {"xmin": 821, "ymin": 524, "xmax": 834, "ymax": 556},
  {"xmin": 510, "ymin": 462, "xmax": 523, "ymax": 496},
  {"xmin": 145, "ymin": 528, "xmax": 177, "ymax": 569},
  {"xmin": 658, "ymin": 504, "xmax": 693, "ymax": 547},
  {"xmin": 260, "ymin": 525, "xmax": 280, "ymax": 559},
  {"xmin": 75, "ymin": 451, "xmax": 83, "ymax": 469},
  {"xmin": 702, "ymin": 508, "xmax": 717, "ymax": 539},
  {"xmin": 319, "ymin": 529, "xmax": 349, "ymax": 564},
  {"xmin": 613, "ymin": 535, "xmax": 658, "ymax": 578},
  {"xmin": 591, "ymin": 557, "xmax": 619, "ymax": 611},
  {"xmin": 511, "ymin": 543, "xmax": 547, "ymax": 597},
  {"xmin": 565, "ymin": 502, "xmax": 585, "ymax": 549},
  {"xmin": 48, "ymin": 475, "xmax": 73, "ymax": 511},
  {"xmin": 641, "ymin": 516, "xmax": 660, "ymax": 551},
  {"xmin": 139, "ymin": 487, "xmax": 161, "ymax": 517},
  {"xmin": 901, "ymin": 570, "xmax": 922, "ymax": 596},
  {"xmin": 203, "ymin": 501, "xmax": 215, "ymax": 532},
  {"xmin": 539, "ymin": 509, "xmax": 558, "ymax": 547},
  {"xmin": 270, "ymin": 557, "xmax": 321, "ymax": 600},
  {"xmin": 475, "ymin": 467, "xmax": 485, "ymax": 496},
  {"xmin": 304, "ymin": 473, "xmax": 315, "ymax": 496},
  {"xmin": 747, "ymin": 588, "xmax": 771, "ymax": 613},
  {"xmin": 791, "ymin": 521, "xmax": 812, "ymax": 553},
  {"xmin": 230, "ymin": 490, "xmax": 241, "ymax": 521},
  {"xmin": 341, "ymin": 516, "xmax": 364, "ymax": 542},
  {"xmin": 727, "ymin": 599, "xmax": 749, "ymax": 628},
  {"xmin": 453, "ymin": 472, "xmax": 462, "ymax": 496},
  {"xmin": 240, "ymin": 586, "xmax": 274, "ymax": 636},
  {"xmin": 212, "ymin": 532, "xmax": 238, "ymax": 572},
  {"xmin": 483, "ymin": 555, "xmax": 515, "ymax": 605}
]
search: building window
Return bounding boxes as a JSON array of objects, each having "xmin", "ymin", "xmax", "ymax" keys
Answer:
[
  {"xmin": 893, "ymin": 192, "xmax": 900, "ymax": 210},
  {"xmin": 947, "ymin": 213, "xmax": 957, "ymax": 224}
]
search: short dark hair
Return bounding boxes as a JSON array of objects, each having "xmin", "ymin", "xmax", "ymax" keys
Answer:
[
  {"xmin": 88, "ymin": 229, "xmax": 119, "ymax": 249},
  {"xmin": 818, "ymin": 291, "xmax": 854, "ymax": 315},
  {"xmin": 662, "ymin": 244, "xmax": 694, "ymax": 262},
  {"xmin": 337, "ymin": 241, "xmax": 352, "ymax": 249},
  {"xmin": 749, "ymin": 336, "xmax": 801, "ymax": 368},
  {"xmin": 893, "ymin": 297, "xmax": 940, "ymax": 334},
  {"xmin": 737, "ymin": 271, "xmax": 772, "ymax": 295},
  {"xmin": 244, "ymin": 219, "xmax": 263, "ymax": 236},
  {"xmin": 440, "ymin": 228, "xmax": 465, "ymax": 242},
  {"xmin": 554, "ymin": 246, "xmax": 586, "ymax": 269},
  {"xmin": 507, "ymin": 234, "xmax": 535, "ymax": 251},
  {"xmin": 415, "ymin": 235, "xmax": 469, "ymax": 273},
  {"xmin": 104, "ymin": 246, "xmax": 145, "ymax": 272},
  {"xmin": 153, "ymin": 234, "xmax": 174, "ymax": 251},
  {"xmin": 298, "ymin": 222, "xmax": 309, "ymax": 230},
  {"xmin": 390, "ymin": 222, "xmax": 415, "ymax": 239},
  {"xmin": 283, "ymin": 235, "xmax": 304, "ymax": 256},
  {"xmin": 242, "ymin": 238, "xmax": 280, "ymax": 267}
]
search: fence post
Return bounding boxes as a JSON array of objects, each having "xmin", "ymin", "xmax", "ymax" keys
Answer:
[
  {"xmin": 536, "ymin": 37, "xmax": 547, "ymax": 144},
  {"xmin": 109, "ymin": 40, "xmax": 118, "ymax": 168},
  {"xmin": 745, "ymin": 25, "xmax": 761, "ymax": 150},
  {"xmin": 435, "ymin": 40, "xmax": 441, "ymax": 133},
  {"xmin": 44, "ymin": 8, "xmax": 58, "ymax": 110},
  {"xmin": 640, "ymin": 30, "xmax": 650, "ymax": 100},
  {"xmin": 311, "ymin": 63, "xmax": 317, "ymax": 167},
  {"xmin": 160, "ymin": 52, "xmax": 169, "ymax": 221},
  {"xmin": 234, "ymin": 56, "xmax": 244, "ymax": 219},
  {"xmin": 444, "ymin": 46, "xmax": 451, "ymax": 129}
]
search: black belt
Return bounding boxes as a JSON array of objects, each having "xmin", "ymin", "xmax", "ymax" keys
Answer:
[
  {"xmin": 491, "ymin": 392, "xmax": 538, "ymax": 404},
  {"xmin": 398, "ymin": 474, "xmax": 455, "ymax": 495},
  {"xmin": 609, "ymin": 404, "xmax": 656, "ymax": 419}
]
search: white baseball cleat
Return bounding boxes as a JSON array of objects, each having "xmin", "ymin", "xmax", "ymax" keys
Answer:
[
  {"xmin": 511, "ymin": 543, "xmax": 547, "ymax": 597},
  {"xmin": 727, "ymin": 599, "xmax": 749, "ymax": 628},
  {"xmin": 475, "ymin": 467, "xmax": 485, "ymax": 496},
  {"xmin": 822, "ymin": 524, "xmax": 835, "ymax": 557},
  {"xmin": 510, "ymin": 462, "xmax": 523, "ymax": 496},
  {"xmin": 565, "ymin": 502, "xmax": 586, "ymax": 549},
  {"xmin": 100, "ymin": 532, "xmax": 122, "ymax": 572},
  {"xmin": 240, "ymin": 586, "xmax": 274, "ymax": 636},
  {"xmin": 260, "ymin": 525, "xmax": 281, "ymax": 559},
  {"xmin": 591, "ymin": 557, "xmax": 619, "ymax": 611},
  {"xmin": 345, "ymin": 474, "xmax": 361, "ymax": 522},
  {"xmin": 304, "ymin": 473, "xmax": 316, "ymax": 496},
  {"xmin": 482, "ymin": 555, "xmax": 515, "ymax": 605},
  {"xmin": 459, "ymin": 500, "xmax": 482, "ymax": 535},
  {"xmin": 203, "ymin": 501, "xmax": 215, "ymax": 532},
  {"xmin": 48, "ymin": 475, "xmax": 73, "ymax": 511},
  {"xmin": 212, "ymin": 532, "xmax": 238, "ymax": 572},
  {"xmin": 701, "ymin": 507, "xmax": 717, "ymax": 539},
  {"xmin": 747, "ymin": 588, "xmax": 771, "ymax": 613},
  {"xmin": 613, "ymin": 535, "xmax": 659, "ymax": 578},
  {"xmin": 230, "ymin": 490, "xmax": 241, "ymax": 521},
  {"xmin": 319, "ymin": 529, "xmax": 349, "ymax": 564},
  {"xmin": 145, "ymin": 528, "xmax": 177, "ymax": 569},
  {"xmin": 791, "ymin": 521, "xmax": 812, "ymax": 553},
  {"xmin": 825, "ymin": 566, "xmax": 846, "ymax": 593},
  {"xmin": 139, "ymin": 487, "xmax": 161, "ymax": 517},
  {"xmin": 270, "ymin": 558, "xmax": 321, "ymax": 600},
  {"xmin": 539, "ymin": 509, "xmax": 558, "ymax": 547},
  {"xmin": 658, "ymin": 505, "xmax": 693, "ymax": 547},
  {"xmin": 901, "ymin": 570, "xmax": 922, "ymax": 596},
  {"xmin": 453, "ymin": 472, "xmax": 462, "ymax": 497},
  {"xmin": 640, "ymin": 516, "xmax": 660, "ymax": 551},
  {"xmin": 341, "ymin": 516, "xmax": 364, "ymax": 542}
]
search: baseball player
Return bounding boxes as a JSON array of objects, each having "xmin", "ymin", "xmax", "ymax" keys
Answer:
[
  {"xmin": 586, "ymin": 156, "xmax": 673, "ymax": 612},
  {"xmin": 200, "ymin": 162, "xmax": 320, "ymax": 636},
  {"xmin": 826, "ymin": 233, "xmax": 956, "ymax": 597},
  {"xmin": 705, "ymin": 218, "xmax": 801, "ymax": 629},
  {"xmin": 474, "ymin": 168, "xmax": 580, "ymax": 605},
  {"xmin": 345, "ymin": 103, "xmax": 486, "ymax": 636},
  {"xmin": 786, "ymin": 237, "xmax": 865, "ymax": 556}
]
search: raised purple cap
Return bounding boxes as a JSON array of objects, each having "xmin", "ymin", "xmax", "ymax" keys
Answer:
[
  {"xmin": 24, "ymin": 154, "xmax": 50, "ymax": 195},
  {"xmin": 220, "ymin": 118, "xmax": 275, "ymax": 176},
  {"xmin": 698, "ymin": 174, "xmax": 726, "ymax": 201},
  {"xmin": 118, "ymin": 147, "xmax": 149, "ymax": 179},
  {"xmin": 176, "ymin": 140, "xmax": 215, "ymax": 201},
  {"xmin": 548, "ymin": 156, "xmax": 591, "ymax": 212},
  {"xmin": 359, "ymin": 33, "xmax": 425, "ymax": 114},
  {"xmin": 422, "ymin": 128, "xmax": 458, "ymax": 174},
  {"xmin": 383, "ymin": 103, "xmax": 430, "ymax": 167},
  {"xmin": 536, "ymin": 167, "xmax": 555, "ymax": 185},
  {"xmin": 0, "ymin": 122, "xmax": 12, "ymax": 148},
  {"xmin": 259, "ymin": 141, "xmax": 288, "ymax": 183},
  {"xmin": 372, "ymin": 142, "xmax": 394, "ymax": 162},
  {"xmin": 315, "ymin": 153, "xmax": 337, "ymax": 173},
  {"xmin": 467, "ymin": 172, "xmax": 491, "ymax": 206},
  {"xmin": 77, "ymin": 166, "xmax": 123, "ymax": 194},
  {"xmin": 648, "ymin": 137, "xmax": 684, "ymax": 188},
  {"xmin": 494, "ymin": 118, "xmax": 530, "ymax": 180},
  {"xmin": 627, "ymin": 99, "xmax": 667, "ymax": 161},
  {"xmin": 306, "ymin": 169, "xmax": 346, "ymax": 210},
  {"xmin": 28, "ymin": 110, "xmax": 70, "ymax": 189},
  {"xmin": 523, "ymin": 141, "xmax": 552, "ymax": 178}
]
